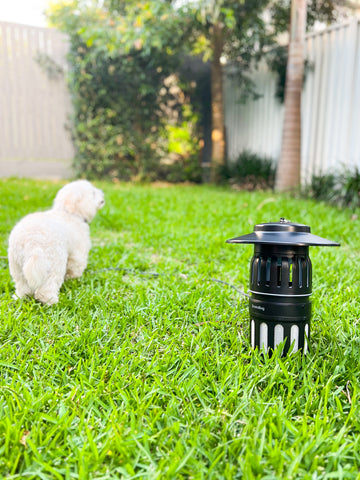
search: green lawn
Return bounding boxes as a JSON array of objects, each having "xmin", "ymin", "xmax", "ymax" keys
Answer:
[{"xmin": 1, "ymin": 178, "xmax": 360, "ymax": 479}]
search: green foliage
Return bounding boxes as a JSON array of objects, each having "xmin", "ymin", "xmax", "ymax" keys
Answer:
[
  {"xmin": 339, "ymin": 168, "xmax": 360, "ymax": 209},
  {"xmin": 2, "ymin": 179, "xmax": 360, "ymax": 478},
  {"xmin": 269, "ymin": 0, "xmax": 349, "ymax": 35},
  {"xmin": 191, "ymin": 0, "xmax": 275, "ymax": 58},
  {"xmin": 221, "ymin": 150, "xmax": 276, "ymax": 190},
  {"xmin": 307, "ymin": 172, "xmax": 339, "ymax": 203},
  {"xmin": 48, "ymin": 1, "xmax": 201, "ymax": 182},
  {"xmin": 306, "ymin": 168, "xmax": 360, "ymax": 209},
  {"xmin": 187, "ymin": 0, "xmax": 277, "ymax": 99},
  {"xmin": 266, "ymin": 45, "xmax": 288, "ymax": 103}
]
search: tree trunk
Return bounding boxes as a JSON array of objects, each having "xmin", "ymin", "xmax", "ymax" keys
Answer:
[
  {"xmin": 210, "ymin": 22, "xmax": 226, "ymax": 183},
  {"xmin": 275, "ymin": 0, "xmax": 307, "ymax": 192}
]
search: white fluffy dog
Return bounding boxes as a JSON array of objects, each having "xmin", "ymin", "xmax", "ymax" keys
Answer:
[{"xmin": 8, "ymin": 180, "xmax": 105, "ymax": 305}]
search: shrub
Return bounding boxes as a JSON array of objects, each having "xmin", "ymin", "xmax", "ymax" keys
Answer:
[
  {"xmin": 339, "ymin": 168, "xmax": 360, "ymax": 209},
  {"xmin": 306, "ymin": 172, "xmax": 339, "ymax": 203},
  {"xmin": 49, "ymin": 3, "xmax": 201, "ymax": 183},
  {"xmin": 306, "ymin": 168, "xmax": 360, "ymax": 209},
  {"xmin": 221, "ymin": 150, "xmax": 276, "ymax": 190}
]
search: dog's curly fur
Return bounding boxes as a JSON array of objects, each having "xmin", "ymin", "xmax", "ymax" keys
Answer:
[{"xmin": 8, "ymin": 180, "xmax": 105, "ymax": 305}]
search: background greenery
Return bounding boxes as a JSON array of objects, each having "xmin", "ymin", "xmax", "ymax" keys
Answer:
[
  {"xmin": 1, "ymin": 179, "xmax": 360, "ymax": 478},
  {"xmin": 46, "ymin": 0, "xmax": 349, "ymax": 183},
  {"xmin": 307, "ymin": 168, "xmax": 360, "ymax": 210},
  {"xmin": 48, "ymin": 0, "xmax": 204, "ymax": 182}
]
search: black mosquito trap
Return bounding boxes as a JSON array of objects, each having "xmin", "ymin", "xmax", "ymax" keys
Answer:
[{"xmin": 226, "ymin": 218, "xmax": 339, "ymax": 356}]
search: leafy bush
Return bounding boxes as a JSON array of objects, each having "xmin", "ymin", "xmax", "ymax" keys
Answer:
[
  {"xmin": 306, "ymin": 168, "xmax": 360, "ymax": 209},
  {"xmin": 221, "ymin": 150, "xmax": 276, "ymax": 190},
  {"xmin": 49, "ymin": 3, "xmax": 201, "ymax": 182},
  {"xmin": 306, "ymin": 172, "xmax": 339, "ymax": 203},
  {"xmin": 339, "ymin": 169, "xmax": 360, "ymax": 209}
]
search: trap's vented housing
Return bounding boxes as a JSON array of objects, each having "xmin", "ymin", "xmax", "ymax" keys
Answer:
[{"xmin": 227, "ymin": 219, "xmax": 339, "ymax": 356}]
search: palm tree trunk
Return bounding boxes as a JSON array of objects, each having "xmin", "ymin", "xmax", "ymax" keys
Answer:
[
  {"xmin": 275, "ymin": 0, "xmax": 307, "ymax": 191},
  {"xmin": 210, "ymin": 22, "xmax": 226, "ymax": 183}
]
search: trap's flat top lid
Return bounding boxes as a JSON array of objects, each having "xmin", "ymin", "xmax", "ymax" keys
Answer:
[{"xmin": 226, "ymin": 218, "xmax": 340, "ymax": 246}]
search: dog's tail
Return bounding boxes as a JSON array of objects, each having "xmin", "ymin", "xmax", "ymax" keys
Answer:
[{"xmin": 23, "ymin": 250, "xmax": 50, "ymax": 291}]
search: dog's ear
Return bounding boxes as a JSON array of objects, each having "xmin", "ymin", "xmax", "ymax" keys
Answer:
[
  {"xmin": 54, "ymin": 188, "xmax": 84, "ymax": 217},
  {"xmin": 62, "ymin": 191, "xmax": 80, "ymax": 215},
  {"xmin": 54, "ymin": 189, "xmax": 80, "ymax": 215}
]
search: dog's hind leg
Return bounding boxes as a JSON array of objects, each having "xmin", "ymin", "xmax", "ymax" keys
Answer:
[
  {"xmin": 34, "ymin": 278, "xmax": 62, "ymax": 305},
  {"xmin": 8, "ymin": 257, "xmax": 32, "ymax": 299},
  {"xmin": 24, "ymin": 249, "xmax": 67, "ymax": 305},
  {"xmin": 33, "ymin": 262, "xmax": 67, "ymax": 305},
  {"xmin": 14, "ymin": 277, "xmax": 32, "ymax": 299}
]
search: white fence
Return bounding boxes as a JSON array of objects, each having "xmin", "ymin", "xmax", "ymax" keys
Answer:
[
  {"xmin": 224, "ymin": 18, "xmax": 360, "ymax": 184},
  {"xmin": 0, "ymin": 21, "xmax": 74, "ymax": 178}
]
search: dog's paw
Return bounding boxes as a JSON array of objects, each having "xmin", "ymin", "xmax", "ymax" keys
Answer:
[
  {"xmin": 34, "ymin": 290, "xmax": 59, "ymax": 305},
  {"xmin": 39, "ymin": 295, "xmax": 59, "ymax": 306}
]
